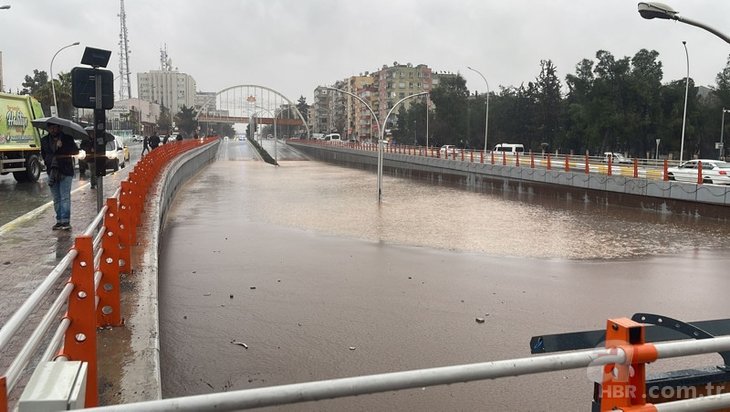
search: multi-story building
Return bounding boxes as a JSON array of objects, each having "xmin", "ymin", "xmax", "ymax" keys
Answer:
[
  {"xmin": 313, "ymin": 63, "xmax": 434, "ymax": 140},
  {"xmin": 346, "ymin": 74, "xmax": 375, "ymax": 141},
  {"xmin": 312, "ymin": 86, "xmax": 332, "ymax": 134},
  {"xmin": 137, "ymin": 69, "xmax": 196, "ymax": 114},
  {"xmin": 0, "ymin": 51, "xmax": 4, "ymax": 92},
  {"xmin": 376, "ymin": 62, "xmax": 433, "ymax": 130},
  {"xmin": 195, "ymin": 91, "xmax": 217, "ymax": 113}
]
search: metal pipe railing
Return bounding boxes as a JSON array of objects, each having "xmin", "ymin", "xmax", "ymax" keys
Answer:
[
  {"xmin": 0, "ymin": 249, "xmax": 77, "ymax": 349},
  {"xmin": 41, "ymin": 317, "xmax": 70, "ymax": 362},
  {"xmin": 84, "ymin": 335, "xmax": 730, "ymax": 412},
  {"xmin": 4, "ymin": 282, "xmax": 74, "ymax": 392}
]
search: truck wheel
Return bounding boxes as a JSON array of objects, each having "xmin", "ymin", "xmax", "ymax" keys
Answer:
[{"xmin": 13, "ymin": 155, "xmax": 41, "ymax": 183}]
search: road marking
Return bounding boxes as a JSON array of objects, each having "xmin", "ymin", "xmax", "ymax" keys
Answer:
[{"xmin": 0, "ymin": 183, "xmax": 90, "ymax": 236}]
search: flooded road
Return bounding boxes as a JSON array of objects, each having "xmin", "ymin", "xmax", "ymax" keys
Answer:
[{"xmin": 158, "ymin": 140, "xmax": 730, "ymax": 411}]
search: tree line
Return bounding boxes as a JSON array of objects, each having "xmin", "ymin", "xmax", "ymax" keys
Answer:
[{"xmin": 394, "ymin": 49, "xmax": 730, "ymax": 160}]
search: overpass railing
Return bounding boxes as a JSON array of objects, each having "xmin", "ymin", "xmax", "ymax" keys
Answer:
[
  {"xmin": 0, "ymin": 137, "xmax": 219, "ymax": 412},
  {"xmin": 297, "ymin": 139, "xmax": 723, "ymax": 183},
  {"xmin": 82, "ymin": 317, "xmax": 730, "ymax": 411}
]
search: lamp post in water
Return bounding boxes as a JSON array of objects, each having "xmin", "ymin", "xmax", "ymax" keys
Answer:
[
  {"xmin": 721, "ymin": 108, "xmax": 729, "ymax": 160},
  {"xmin": 679, "ymin": 41, "xmax": 689, "ymax": 163},
  {"xmin": 467, "ymin": 66, "xmax": 490, "ymax": 158},
  {"xmin": 50, "ymin": 41, "xmax": 80, "ymax": 117},
  {"xmin": 325, "ymin": 87, "xmax": 427, "ymax": 202}
]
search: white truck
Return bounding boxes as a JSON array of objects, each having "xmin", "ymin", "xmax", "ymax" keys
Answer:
[{"xmin": 0, "ymin": 92, "xmax": 45, "ymax": 182}]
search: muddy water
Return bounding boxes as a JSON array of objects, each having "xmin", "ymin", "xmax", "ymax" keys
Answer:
[{"xmin": 158, "ymin": 151, "xmax": 730, "ymax": 411}]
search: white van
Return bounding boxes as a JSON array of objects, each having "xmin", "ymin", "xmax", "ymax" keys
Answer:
[
  {"xmin": 493, "ymin": 143, "xmax": 525, "ymax": 154},
  {"xmin": 324, "ymin": 133, "xmax": 342, "ymax": 143}
]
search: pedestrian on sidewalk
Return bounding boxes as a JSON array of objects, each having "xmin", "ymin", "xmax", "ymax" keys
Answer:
[
  {"xmin": 149, "ymin": 133, "xmax": 161, "ymax": 150},
  {"xmin": 141, "ymin": 135, "xmax": 150, "ymax": 156},
  {"xmin": 40, "ymin": 122, "xmax": 80, "ymax": 231}
]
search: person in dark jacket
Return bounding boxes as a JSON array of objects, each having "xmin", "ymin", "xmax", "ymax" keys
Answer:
[
  {"xmin": 149, "ymin": 133, "xmax": 161, "ymax": 149},
  {"xmin": 141, "ymin": 135, "xmax": 150, "ymax": 156},
  {"xmin": 40, "ymin": 122, "xmax": 80, "ymax": 230}
]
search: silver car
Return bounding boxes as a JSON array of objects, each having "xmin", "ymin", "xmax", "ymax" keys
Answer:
[{"xmin": 667, "ymin": 159, "xmax": 730, "ymax": 184}]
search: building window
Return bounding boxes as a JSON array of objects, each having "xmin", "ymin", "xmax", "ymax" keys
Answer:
[{"xmin": 399, "ymin": 82, "xmax": 405, "ymax": 89}]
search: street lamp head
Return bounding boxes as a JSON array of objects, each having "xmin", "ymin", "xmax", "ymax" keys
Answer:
[
  {"xmin": 72, "ymin": 41, "xmax": 80, "ymax": 46},
  {"xmin": 638, "ymin": 2, "xmax": 679, "ymax": 20},
  {"xmin": 0, "ymin": 5, "xmax": 11, "ymax": 10}
]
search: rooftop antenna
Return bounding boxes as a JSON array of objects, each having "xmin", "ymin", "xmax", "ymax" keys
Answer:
[{"xmin": 117, "ymin": 0, "xmax": 132, "ymax": 99}]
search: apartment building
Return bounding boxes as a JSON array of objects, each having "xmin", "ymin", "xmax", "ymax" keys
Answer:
[
  {"xmin": 137, "ymin": 69, "xmax": 196, "ymax": 114},
  {"xmin": 312, "ymin": 63, "xmax": 434, "ymax": 140}
]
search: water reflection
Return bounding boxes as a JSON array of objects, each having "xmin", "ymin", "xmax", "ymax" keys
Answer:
[{"xmin": 234, "ymin": 161, "xmax": 730, "ymax": 260}]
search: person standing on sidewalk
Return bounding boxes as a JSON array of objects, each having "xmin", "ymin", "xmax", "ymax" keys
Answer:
[
  {"xmin": 40, "ymin": 122, "xmax": 79, "ymax": 231},
  {"xmin": 141, "ymin": 135, "xmax": 150, "ymax": 156},
  {"xmin": 149, "ymin": 133, "xmax": 161, "ymax": 150}
]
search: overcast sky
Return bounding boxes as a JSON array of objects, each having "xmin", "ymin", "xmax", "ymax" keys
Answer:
[{"xmin": 2, "ymin": 0, "xmax": 729, "ymax": 103}]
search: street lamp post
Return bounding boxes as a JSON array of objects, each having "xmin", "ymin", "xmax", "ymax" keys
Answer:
[
  {"xmin": 467, "ymin": 66, "xmax": 490, "ymax": 158},
  {"xmin": 379, "ymin": 92, "xmax": 428, "ymax": 201},
  {"xmin": 325, "ymin": 87, "xmax": 427, "ymax": 202},
  {"xmin": 679, "ymin": 41, "xmax": 689, "ymax": 163},
  {"xmin": 50, "ymin": 41, "xmax": 80, "ymax": 117},
  {"xmin": 721, "ymin": 108, "xmax": 729, "ymax": 160},
  {"xmin": 655, "ymin": 138, "xmax": 661, "ymax": 164},
  {"xmin": 638, "ymin": 2, "xmax": 730, "ymax": 44}
]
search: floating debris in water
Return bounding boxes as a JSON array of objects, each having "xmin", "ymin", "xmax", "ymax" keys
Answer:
[
  {"xmin": 475, "ymin": 317, "xmax": 485, "ymax": 323},
  {"xmin": 250, "ymin": 286, "xmax": 256, "ymax": 290},
  {"xmin": 349, "ymin": 346, "xmax": 356, "ymax": 351},
  {"xmin": 231, "ymin": 340, "xmax": 248, "ymax": 349},
  {"xmin": 203, "ymin": 293, "xmax": 211, "ymax": 296}
]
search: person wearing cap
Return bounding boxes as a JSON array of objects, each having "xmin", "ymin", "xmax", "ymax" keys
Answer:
[{"xmin": 40, "ymin": 122, "xmax": 79, "ymax": 231}]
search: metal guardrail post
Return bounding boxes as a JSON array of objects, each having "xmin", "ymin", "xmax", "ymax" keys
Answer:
[
  {"xmin": 98, "ymin": 198, "xmax": 122, "ymax": 327},
  {"xmin": 599, "ymin": 318, "xmax": 657, "ymax": 411},
  {"xmin": 1, "ymin": 376, "xmax": 7, "ymax": 412},
  {"xmin": 697, "ymin": 161, "xmax": 703, "ymax": 185},
  {"xmin": 607, "ymin": 156, "xmax": 613, "ymax": 176},
  {"xmin": 65, "ymin": 235, "xmax": 99, "ymax": 407}
]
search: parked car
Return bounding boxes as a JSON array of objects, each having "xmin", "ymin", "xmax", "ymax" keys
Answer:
[
  {"xmin": 493, "ymin": 143, "xmax": 525, "ymax": 155},
  {"xmin": 603, "ymin": 152, "xmax": 632, "ymax": 165},
  {"xmin": 667, "ymin": 159, "xmax": 730, "ymax": 185},
  {"xmin": 77, "ymin": 136, "xmax": 129, "ymax": 174}
]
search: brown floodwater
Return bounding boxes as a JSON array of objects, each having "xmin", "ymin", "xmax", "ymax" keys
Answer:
[{"xmin": 158, "ymin": 143, "xmax": 730, "ymax": 411}]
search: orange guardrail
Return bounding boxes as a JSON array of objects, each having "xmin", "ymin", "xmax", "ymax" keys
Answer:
[{"xmin": 0, "ymin": 137, "xmax": 218, "ymax": 412}]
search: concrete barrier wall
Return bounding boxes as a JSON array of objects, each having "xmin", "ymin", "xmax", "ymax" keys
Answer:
[
  {"xmin": 107, "ymin": 139, "xmax": 220, "ymax": 405},
  {"xmin": 288, "ymin": 142, "xmax": 730, "ymax": 219}
]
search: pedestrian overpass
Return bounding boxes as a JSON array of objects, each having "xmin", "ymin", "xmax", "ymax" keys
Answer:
[{"xmin": 194, "ymin": 84, "xmax": 308, "ymax": 137}]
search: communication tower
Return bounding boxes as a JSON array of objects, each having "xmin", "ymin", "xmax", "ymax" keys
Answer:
[{"xmin": 118, "ymin": 0, "xmax": 132, "ymax": 100}]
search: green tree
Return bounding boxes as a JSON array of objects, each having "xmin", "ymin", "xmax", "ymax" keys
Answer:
[
  {"xmin": 430, "ymin": 74, "xmax": 469, "ymax": 146},
  {"xmin": 157, "ymin": 105, "xmax": 173, "ymax": 134},
  {"xmin": 174, "ymin": 105, "xmax": 199, "ymax": 136},
  {"xmin": 532, "ymin": 59, "xmax": 563, "ymax": 151},
  {"xmin": 296, "ymin": 95, "xmax": 309, "ymax": 123}
]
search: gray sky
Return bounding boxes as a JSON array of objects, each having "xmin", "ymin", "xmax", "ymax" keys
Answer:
[{"xmin": 2, "ymin": 0, "xmax": 729, "ymax": 103}]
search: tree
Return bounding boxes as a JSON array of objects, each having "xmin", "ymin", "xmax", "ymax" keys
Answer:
[
  {"xmin": 429, "ymin": 74, "xmax": 469, "ymax": 146},
  {"xmin": 157, "ymin": 105, "xmax": 173, "ymax": 134},
  {"xmin": 21, "ymin": 70, "xmax": 48, "ymax": 95},
  {"xmin": 296, "ymin": 95, "xmax": 309, "ymax": 123},
  {"xmin": 533, "ymin": 59, "xmax": 562, "ymax": 151},
  {"xmin": 174, "ymin": 105, "xmax": 198, "ymax": 136}
]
